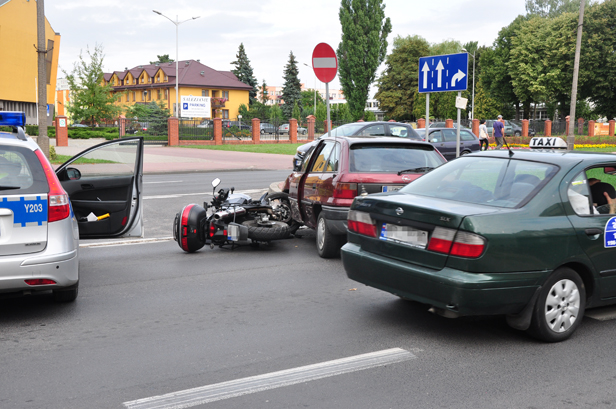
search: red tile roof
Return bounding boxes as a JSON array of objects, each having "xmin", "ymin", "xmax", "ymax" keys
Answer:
[{"xmin": 105, "ymin": 60, "xmax": 252, "ymax": 91}]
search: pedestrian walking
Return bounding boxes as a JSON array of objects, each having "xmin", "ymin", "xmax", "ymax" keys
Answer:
[
  {"xmin": 493, "ymin": 115, "xmax": 505, "ymax": 149},
  {"xmin": 479, "ymin": 119, "xmax": 489, "ymax": 150}
]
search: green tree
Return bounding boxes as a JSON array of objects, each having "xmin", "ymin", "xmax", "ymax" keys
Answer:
[
  {"xmin": 231, "ymin": 43, "xmax": 259, "ymax": 105},
  {"xmin": 525, "ymin": 0, "xmax": 589, "ymax": 17},
  {"xmin": 260, "ymin": 80, "xmax": 269, "ymax": 105},
  {"xmin": 301, "ymin": 89, "xmax": 324, "ymax": 113},
  {"xmin": 375, "ymin": 35, "xmax": 430, "ymax": 121},
  {"xmin": 269, "ymin": 104, "xmax": 284, "ymax": 124},
  {"xmin": 337, "ymin": 0, "xmax": 392, "ymax": 120},
  {"xmin": 292, "ymin": 101, "xmax": 302, "ymax": 121},
  {"xmin": 315, "ymin": 102, "xmax": 327, "ymax": 123},
  {"xmin": 281, "ymin": 51, "xmax": 302, "ymax": 119},
  {"xmin": 473, "ymin": 79, "xmax": 501, "ymax": 120},
  {"xmin": 63, "ymin": 44, "xmax": 122, "ymax": 125},
  {"xmin": 150, "ymin": 54, "xmax": 174, "ymax": 64},
  {"xmin": 125, "ymin": 101, "xmax": 170, "ymax": 135}
]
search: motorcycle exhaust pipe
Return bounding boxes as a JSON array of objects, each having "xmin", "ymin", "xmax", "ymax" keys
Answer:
[{"xmin": 213, "ymin": 206, "xmax": 247, "ymax": 221}]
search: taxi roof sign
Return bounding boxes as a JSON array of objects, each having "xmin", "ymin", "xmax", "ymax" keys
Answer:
[
  {"xmin": 529, "ymin": 137, "xmax": 567, "ymax": 149},
  {"xmin": 0, "ymin": 111, "xmax": 25, "ymax": 128}
]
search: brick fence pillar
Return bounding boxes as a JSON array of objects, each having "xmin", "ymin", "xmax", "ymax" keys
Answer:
[
  {"xmin": 609, "ymin": 120, "xmax": 615, "ymax": 137},
  {"xmin": 445, "ymin": 119, "xmax": 453, "ymax": 128},
  {"xmin": 417, "ymin": 118, "xmax": 426, "ymax": 129},
  {"xmin": 307, "ymin": 115, "xmax": 315, "ymax": 141},
  {"xmin": 118, "ymin": 115, "xmax": 126, "ymax": 138},
  {"xmin": 545, "ymin": 120, "xmax": 552, "ymax": 137},
  {"xmin": 55, "ymin": 115, "xmax": 68, "ymax": 146},
  {"xmin": 213, "ymin": 118, "xmax": 222, "ymax": 145},
  {"xmin": 472, "ymin": 119, "xmax": 479, "ymax": 137},
  {"xmin": 323, "ymin": 120, "xmax": 331, "ymax": 133},
  {"xmin": 252, "ymin": 118, "xmax": 260, "ymax": 144},
  {"xmin": 522, "ymin": 119, "xmax": 529, "ymax": 137},
  {"xmin": 588, "ymin": 120, "xmax": 595, "ymax": 137},
  {"xmin": 578, "ymin": 118, "xmax": 584, "ymax": 135},
  {"xmin": 289, "ymin": 118, "xmax": 298, "ymax": 144},
  {"xmin": 565, "ymin": 116, "xmax": 570, "ymax": 136},
  {"xmin": 167, "ymin": 117, "xmax": 179, "ymax": 146}
]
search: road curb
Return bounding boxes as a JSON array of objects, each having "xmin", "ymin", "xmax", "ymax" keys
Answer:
[{"xmin": 269, "ymin": 181, "xmax": 283, "ymax": 195}]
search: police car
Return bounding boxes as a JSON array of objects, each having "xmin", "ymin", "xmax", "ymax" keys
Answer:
[{"xmin": 0, "ymin": 112, "xmax": 143, "ymax": 302}]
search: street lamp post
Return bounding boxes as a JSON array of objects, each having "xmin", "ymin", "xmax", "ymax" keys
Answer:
[
  {"xmin": 153, "ymin": 10, "xmax": 200, "ymax": 118},
  {"xmin": 303, "ymin": 63, "xmax": 317, "ymax": 115},
  {"xmin": 462, "ymin": 48, "xmax": 475, "ymax": 121}
]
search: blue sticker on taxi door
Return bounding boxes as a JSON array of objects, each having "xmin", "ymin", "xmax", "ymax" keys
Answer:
[{"xmin": 605, "ymin": 217, "xmax": 616, "ymax": 248}]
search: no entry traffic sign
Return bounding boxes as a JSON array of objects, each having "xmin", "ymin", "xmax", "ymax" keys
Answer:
[{"xmin": 312, "ymin": 43, "xmax": 338, "ymax": 84}]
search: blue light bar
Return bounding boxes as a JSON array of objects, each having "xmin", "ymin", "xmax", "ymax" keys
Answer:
[{"xmin": 0, "ymin": 111, "xmax": 26, "ymax": 127}]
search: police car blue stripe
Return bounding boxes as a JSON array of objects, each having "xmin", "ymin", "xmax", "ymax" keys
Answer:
[{"xmin": 1, "ymin": 195, "xmax": 48, "ymax": 227}]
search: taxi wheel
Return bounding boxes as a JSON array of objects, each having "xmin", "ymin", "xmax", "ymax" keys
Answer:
[
  {"xmin": 527, "ymin": 267, "xmax": 585, "ymax": 342},
  {"xmin": 53, "ymin": 284, "xmax": 78, "ymax": 303},
  {"xmin": 316, "ymin": 214, "xmax": 343, "ymax": 258}
]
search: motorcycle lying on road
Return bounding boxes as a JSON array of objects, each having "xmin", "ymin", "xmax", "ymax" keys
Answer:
[{"xmin": 173, "ymin": 178, "xmax": 299, "ymax": 253}]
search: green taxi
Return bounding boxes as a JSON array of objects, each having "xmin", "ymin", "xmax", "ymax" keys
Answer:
[{"xmin": 342, "ymin": 149, "xmax": 616, "ymax": 342}]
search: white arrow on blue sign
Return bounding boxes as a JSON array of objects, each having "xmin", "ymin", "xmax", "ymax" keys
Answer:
[{"xmin": 418, "ymin": 53, "xmax": 468, "ymax": 94}]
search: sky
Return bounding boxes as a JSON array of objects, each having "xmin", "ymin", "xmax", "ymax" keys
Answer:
[{"xmin": 45, "ymin": 0, "xmax": 528, "ymax": 97}]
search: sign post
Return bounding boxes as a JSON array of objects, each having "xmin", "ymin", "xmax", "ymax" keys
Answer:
[
  {"xmin": 312, "ymin": 43, "xmax": 338, "ymax": 138},
  {"xmin": 418, "ymin": 53, "xmax": 468, "ymax": 156}
]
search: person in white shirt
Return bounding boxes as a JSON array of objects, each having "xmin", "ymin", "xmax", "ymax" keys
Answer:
[{"xmin": 478, "ymin": 119, "xmax": 489, "ymax": 151}]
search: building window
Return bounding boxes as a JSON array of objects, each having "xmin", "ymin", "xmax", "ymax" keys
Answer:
[
  {"xmin": 164, "ymin": 89, "xmax": 168, "ymax": 100},
  {"xmin": 202, "ymin": 90, "xmax": 209, "ymax": 97},
  {"xmin": 126, "ymin": 93, "xmax": 129, "ymax": 102},
  {"xmin": 132, "ymin": 92, "xmax": 136, "ymax": 102},
  {"xmin": 222, "ymin": 91, "xmax": 229, "ymax": 100},
  {"xmin": 157, "ymin": 90, "xmax": 162, "ymax": 100},
  {"xmin": 222, "ymin": 109, "xmax": 229, "ymax": 119}
]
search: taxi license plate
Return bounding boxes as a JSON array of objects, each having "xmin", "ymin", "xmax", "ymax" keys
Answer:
[
  {"xmin": 379, "ymin": 223, "xmax": 428, "ymax": 248},
  {"xmin": 382, "ymin": 185, "xmax": 402, "ymax": 193}
]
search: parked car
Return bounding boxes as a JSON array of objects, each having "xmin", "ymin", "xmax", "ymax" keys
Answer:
[
  {"xmin": 286, "ymin": 135, "xmax": 446, "ymax": 258},
  {"xmin": 260, "ymin": 123, "xmax": 278, "ymax": 134},
  {"xmin": 429, "ymin": 122, "xmax": 472, "ymax": 131},
  {"xmin": 222, "ymin": 120, "xmax": 251, "ymax": 131},
  {"xmin": 278, "ymin": 124, "xmax": 307, "ymax": 135},
  {"xmin": 510, "ymin": 120, "xmax": 537, "ymax": 136},
  {"xmin": 0, "ymin": 111, "xmax": 144, "ymax": 302},
  {"xmin": 196, "ymin": 120, "xmax": 212, "ymax": 128},
  {"xmin": 290, "ymin": 121, "xmax": 423, "ymax": 171},
  {"xmin": 485, "ymin": 119, "xmax": 535, "ymax": 137},
  {"xmin": 70, "ymin": 123, "xmax": 88, "ymax": 128},
  {"xmin": 342, "ymin": 148, "xmax": 616, "ymax": 342},
  {"xmin": 416, "ymin": 127, "xmax": 480, "ymax": 160}
]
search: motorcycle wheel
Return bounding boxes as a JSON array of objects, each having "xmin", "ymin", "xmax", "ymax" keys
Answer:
[
  {"xmin": 266, "ymin": 192, "xmax": 301, "ymax": 234},
  {"xmin": 242, "ymin": 219, "xmax": 290, "ymax": 241}
]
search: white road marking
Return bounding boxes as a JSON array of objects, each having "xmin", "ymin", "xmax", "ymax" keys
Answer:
[
  {"xmin": 144, "ymin": 189, "xmax": 266, "ymax": 200},
  {"xmin": 122, "ymin": 348, "xmax": 415, "ymax": 409},
  {"xmin": 80, "ymin": 237, "xmax": 173, "ymax": 248},
  {"xmin": 144, "ymin": 181, "xmax": 184, "ymax": 184}
]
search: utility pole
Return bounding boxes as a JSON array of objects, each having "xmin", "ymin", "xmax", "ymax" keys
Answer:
[
  {"xmin": 36, "ymin": 0, "xmax": 49, "ymax": 157},
  {"xmin": 567, "ymin": 0, "xmax": 585, "ymax": 150}
]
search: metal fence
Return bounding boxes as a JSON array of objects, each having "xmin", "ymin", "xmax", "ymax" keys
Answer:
[
  {"xmin": 120, "ymin": 118, "xmax": 168, "ymax": 145},
  {"xmin": 179, "ymin": 119, "xmax": 213, "ymax": 141}
]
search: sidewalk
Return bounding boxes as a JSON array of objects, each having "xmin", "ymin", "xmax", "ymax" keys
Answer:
[{"xmin": 51, "ymin": 138, "xmax": 293, "ymax": 174}]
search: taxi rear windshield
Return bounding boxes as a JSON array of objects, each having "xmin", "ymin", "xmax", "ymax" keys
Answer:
[
  {"xmin": 399, "ymin": 156, "xmax": 559, "ymax": 208},
  {"xmin": 349, "ymin": 143, "xmax": 445, "ymax": 173},
  {"xmin": 0, "ymin": 146, "xmax": 47, "ymax": 193}
]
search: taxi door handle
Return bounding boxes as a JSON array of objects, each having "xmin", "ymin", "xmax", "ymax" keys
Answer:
[
  {"xmin": 81, "ymin": 184, "xmax": 94, "ymax": 190},
  {"xmin": 585, "ymin": 228, "xmax": 602, "ymax": 236}
]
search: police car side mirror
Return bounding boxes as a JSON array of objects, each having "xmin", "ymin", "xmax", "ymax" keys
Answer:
[{"xmin": 67, "ymin": 168, "xmax": 81, "ymax": 180}]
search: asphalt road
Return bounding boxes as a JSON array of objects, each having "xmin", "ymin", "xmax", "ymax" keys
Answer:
[{"xmin": 2, "ymin": 171, "xmax": 616, "ymax": 408}]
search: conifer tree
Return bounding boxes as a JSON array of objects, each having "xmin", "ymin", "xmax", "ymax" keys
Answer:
[
  {"xmin": 231, "ymin": 43, "xmax": 259, "ymax": 105},
  {"xmin": 281, "ymin": 51, "xmax": 302, "ymax": 119}
]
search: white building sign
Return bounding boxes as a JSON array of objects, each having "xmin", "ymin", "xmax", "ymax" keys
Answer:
[{"xmin": 181, "ymin": 96, "xmax": 211, "ymax": 118}]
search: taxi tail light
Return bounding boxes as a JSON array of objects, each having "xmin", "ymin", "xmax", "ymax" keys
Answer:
[
  {"xmin": 333, "ymin": 182, "xmax": 357, "ymax": 199},
  {"xmin": 427, "ymin": 227, "xmax": 485, "ymax": 258},
  {"xmin": 35, "ymin": 150, "xmax": 70, "ymax": 223},
  {"xmin": 348, "ymin": 210, "xmax": 377, "ymax": 238},
  {"xmin": 25, "ymin": 279, "xmax": 56, "ymax": 286}
]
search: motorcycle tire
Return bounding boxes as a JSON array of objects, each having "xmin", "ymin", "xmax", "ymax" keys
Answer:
[
  {"xmin": 174, "ymin": 204, "xmax": 207, "ymax": 253},
  {"xmin": 266, "ymin": 192, "xmax": 301, "ymax": 234},
  {"xmin": 241, "ymin": 219, "xmax": 290, "ymax": 241}
]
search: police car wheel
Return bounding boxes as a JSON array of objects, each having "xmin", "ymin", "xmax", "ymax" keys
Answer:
[
  {"xmin": 527, "ymin": 267, "xmax": 585, "ymax": 342},
  {"xmin": 53, "ymin": 284, "xmax": 78, "ymax": 303}
]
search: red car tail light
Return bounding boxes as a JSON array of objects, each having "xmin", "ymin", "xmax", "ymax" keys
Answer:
[
  {"xmin": 427, "ymin": 227, "xmax": 485, "ymax": 258},
  {"xmin": 35, "ymin": 150, "xmax": 70, "ymax": 222},
  {"xmin": 333, "ymin": 182, "xmax": 357, "ymax": 199},
  {"xmin": 348, "ymin": 210, "xmax": 377, "ymax": 237}
]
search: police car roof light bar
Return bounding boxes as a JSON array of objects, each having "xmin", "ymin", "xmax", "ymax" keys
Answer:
[{"xmin": 0, "ymin": 111, "xmax": 26, "ymax": 127}]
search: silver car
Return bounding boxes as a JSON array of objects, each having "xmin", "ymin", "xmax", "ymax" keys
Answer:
[{"xmin": 0, "ymin": 112, "xmax": 144, "ymax": 302}]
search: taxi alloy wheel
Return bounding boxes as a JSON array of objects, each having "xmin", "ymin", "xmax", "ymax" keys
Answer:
[{"xmin": 528, "ymin": 267, "xmax": 586, "ymax": 343}]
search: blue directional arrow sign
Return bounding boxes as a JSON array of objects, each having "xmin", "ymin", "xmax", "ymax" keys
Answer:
[{"xmin": 418, "ymin": 53, "xmax": 468, "ymax": 93}]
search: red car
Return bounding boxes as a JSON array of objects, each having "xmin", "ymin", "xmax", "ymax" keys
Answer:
[{"xmin": 285, "ymin": 135, "xmax": 446, "ymax": 257}]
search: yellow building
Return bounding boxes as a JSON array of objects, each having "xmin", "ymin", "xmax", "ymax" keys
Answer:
[
  {"xmin": 0, "ymin": 0, "xmax": 60, "ymax": 124},
  {"xmin": 105, "ymin": 60, "xmax": 252, "ymax": 119}
]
